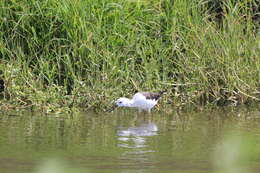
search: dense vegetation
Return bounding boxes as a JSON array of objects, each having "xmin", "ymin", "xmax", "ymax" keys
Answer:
[{"xmin": 0, "ymin": 0, "xmax": 259, "ymax": 112}]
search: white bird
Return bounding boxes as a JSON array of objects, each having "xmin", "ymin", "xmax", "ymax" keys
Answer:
[{"xmin": 114, "ymin": 91, "xmax": 165, "ymax": 112}]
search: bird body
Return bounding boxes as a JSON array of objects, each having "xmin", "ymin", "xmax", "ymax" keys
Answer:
[{"xmin": 115, "ymin": 91, "xmax": 165, "ymax": 112}]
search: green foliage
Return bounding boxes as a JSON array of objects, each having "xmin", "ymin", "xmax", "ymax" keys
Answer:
[{"xmin": 0, "ymin": 0, "xmax": 259, "ymax": 111}]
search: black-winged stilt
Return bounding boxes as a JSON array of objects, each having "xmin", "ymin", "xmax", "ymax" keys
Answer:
[{"xmin": 114, "ymin": 91, "xmax": 165, "ymax": 112}]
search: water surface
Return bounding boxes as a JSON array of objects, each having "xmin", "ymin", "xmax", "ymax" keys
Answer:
[{"xmin": 0, "ymin": 107, "xmax": 260, "ymax": 173}]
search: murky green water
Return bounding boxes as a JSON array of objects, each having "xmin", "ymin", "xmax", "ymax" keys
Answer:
[{"xmin": 0, "ymin": 107, "xmax": 260, "ymax": 173}]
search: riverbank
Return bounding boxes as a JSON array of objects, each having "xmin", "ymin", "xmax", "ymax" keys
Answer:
[{"xmin": 0, "ymin": 0, "xmax": 259, "ymax": 112}]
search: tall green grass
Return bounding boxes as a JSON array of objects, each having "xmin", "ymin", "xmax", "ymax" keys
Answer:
[{"xmin": 0, "ymin": 0, "xmax": 259, "ymax": 111}]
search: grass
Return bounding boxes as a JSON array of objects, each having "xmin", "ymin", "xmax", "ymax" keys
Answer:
[{"xmin": 0, "ymin": 0, "xmax": 259, "ymax": 112}]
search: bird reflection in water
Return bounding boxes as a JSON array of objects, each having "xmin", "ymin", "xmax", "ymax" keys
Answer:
[
  {"xmin": 117, "ymin": 122, "xmax": 158, "ymax": 150},
  {"xmin": 116, "ymin": 118, "xmax": 159, "ymax": 170}
]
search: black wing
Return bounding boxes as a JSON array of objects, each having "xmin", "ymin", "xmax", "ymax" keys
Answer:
[{"xmin": 139, "ymin": 91, "xmax": 165, "ymax": 100}]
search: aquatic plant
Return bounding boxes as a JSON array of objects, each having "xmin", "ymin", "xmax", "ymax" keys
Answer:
[{"xmin": 0, "ymin": 0, "xmax": 259, "ymax": 112}]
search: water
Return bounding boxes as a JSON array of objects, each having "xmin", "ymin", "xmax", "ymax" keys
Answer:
[{"xmin": 0, "ymin": 107, "xmax": 260, "ymax": 173}]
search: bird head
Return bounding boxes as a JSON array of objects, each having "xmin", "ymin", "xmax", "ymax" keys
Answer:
[{"xmin": 115, "ymin": 97, "xmax": 132, "ymax": 107}]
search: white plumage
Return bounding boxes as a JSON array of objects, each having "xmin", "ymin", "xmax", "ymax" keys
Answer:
[{"xmin": 115, "ymin": 91, "xmax": 164, "ymax": 112}]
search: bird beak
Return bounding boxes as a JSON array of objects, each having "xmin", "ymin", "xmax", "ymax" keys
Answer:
[{"xmin": 106, "ymin": 104, "xmax": 118, "ymax": 112}]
